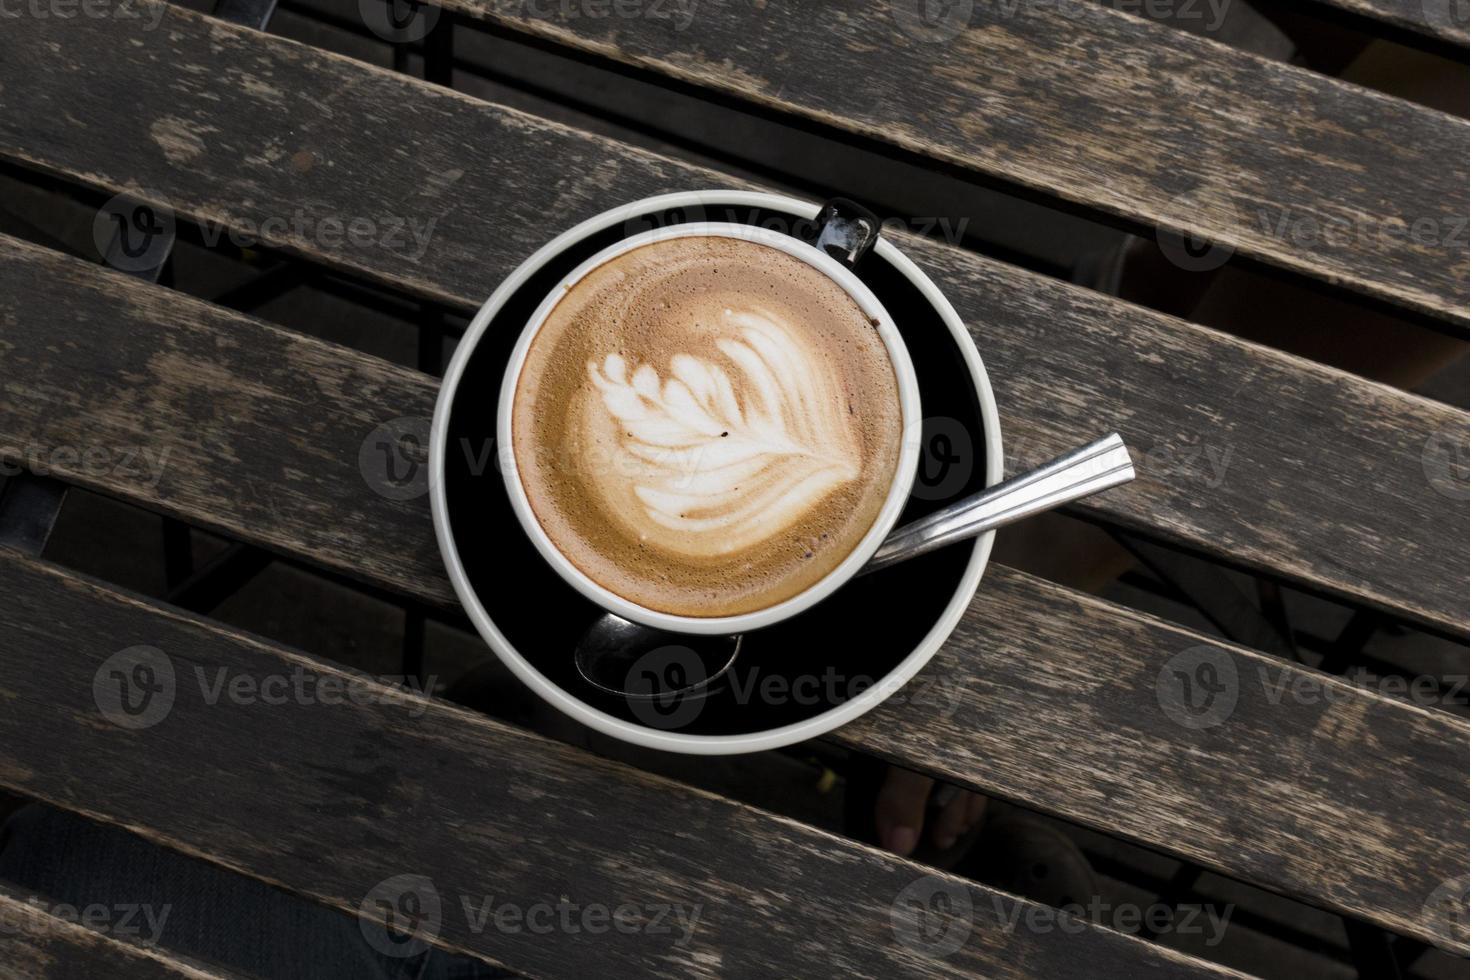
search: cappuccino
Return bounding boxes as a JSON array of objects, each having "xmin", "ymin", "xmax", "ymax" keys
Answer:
[{"xmin": 511, "ymin": 234, "xmax": 903, "ymax": 618}]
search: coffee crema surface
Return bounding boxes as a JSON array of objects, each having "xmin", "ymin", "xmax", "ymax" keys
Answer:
[{"xmin": 511, "ymin": 235, "xmax": 904, "ymax": 617}]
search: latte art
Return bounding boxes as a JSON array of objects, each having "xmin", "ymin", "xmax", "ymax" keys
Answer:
[
  {"xmin": 511, "ymin": 234, "xmax": 904, "ymax": 618},
  {"xmin": 585, "ymin": 308, "xmax": 862, "ymax": 555}
]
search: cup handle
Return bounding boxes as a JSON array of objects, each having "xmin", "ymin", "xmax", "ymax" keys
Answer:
[{"xmin": 812, "ymin": 198, "xmax": 882, "ymax": 269}]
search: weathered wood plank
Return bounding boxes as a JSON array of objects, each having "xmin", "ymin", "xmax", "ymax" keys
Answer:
[
  {"xmin": 835, "ymin": 571, "xmax": 1470, "ymax": 956},
  {"xmin": 0, "ymin": 889, "xmax": 234, "ymax": 980},
  {"xmin": 1, "ymin": 1, "xmax": 1467, "ymax": 636},
  {"xmin": 0, "ymin": 234, "xmax": 448, "ymax": 605},
  {"xmin": 911, "ymin": 244, "xmax": 1470, "ymax": 638},
  {"xmin": 2, "ymin": 237, "xmax": 1468, "ymax": 954},
  {"xmin": 415, "ymin": 0, "xmax": 1470, "ymax": 330},
  {"xmin": 0, "ymin": 553, "xmax": 1252, "ymax": 980}
]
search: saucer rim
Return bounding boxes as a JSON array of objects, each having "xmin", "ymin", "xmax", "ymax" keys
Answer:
[{"xmin": 430, "ymin": 189, "xmax": 1004, "ymax": 755}]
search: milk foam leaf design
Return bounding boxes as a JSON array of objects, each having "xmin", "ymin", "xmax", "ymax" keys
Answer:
[{"xmin": 587, "ymin": 312, "xmax": 864, "ymax": 553}]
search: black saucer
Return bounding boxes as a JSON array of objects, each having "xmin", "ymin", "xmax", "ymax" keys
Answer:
[{"xmin": 441, "ymin": 200, "xmax": 991, "ymax": 737}]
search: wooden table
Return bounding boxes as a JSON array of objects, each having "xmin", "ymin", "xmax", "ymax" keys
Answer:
[{"xmin": 1, "ymin": 0, "xmax": 1468, "ymax": 976}]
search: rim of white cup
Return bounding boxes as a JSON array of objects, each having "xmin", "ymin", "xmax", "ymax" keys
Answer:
[
  {"xmin": 496, "ymin": 222, "xmax": 924, "ymax": 635},
  {"xmin": 430, "ymin": 190, "xmax": 1003, "ymax": 754}
]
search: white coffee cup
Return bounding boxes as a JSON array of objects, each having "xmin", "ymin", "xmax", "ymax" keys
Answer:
[
  {"xmin": 496, "ymin": 220, "xmax": 924, "ymax": 635},
  {"xmin": 432, "ymin": 190, "xmax": 1002, "ymax": 754}
]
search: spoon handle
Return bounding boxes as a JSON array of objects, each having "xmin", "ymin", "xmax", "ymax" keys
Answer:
[{"xmin": 863, "ymin": 433, "xmax": 1135, "ymax": 575}]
